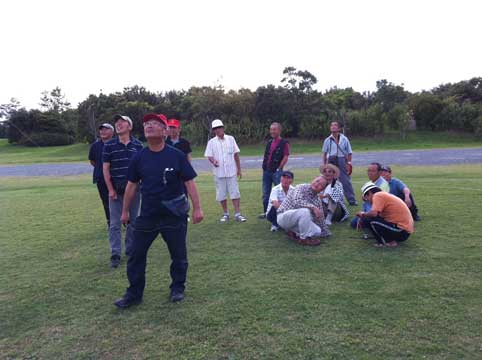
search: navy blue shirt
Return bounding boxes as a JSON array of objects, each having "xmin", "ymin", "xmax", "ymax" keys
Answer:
[
  {"xmin": 103, "ymin": 136, "xmax": 143, "ymax": 186},
  {"xmin": 88, "ymin": 139, "xmax": 106, "ymax": 183},
  {"xmin": 166, "ymin": 137, "xmax": 192, "ymax": 155},
  {"xmin": 127, "ymin": 145, "xmax": 197, "ymax": 217},
  {"xmin": 388, "ymin": 177, "xmax": 408, "ymax": 198}
]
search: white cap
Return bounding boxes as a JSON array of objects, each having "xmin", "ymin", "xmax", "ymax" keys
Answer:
[
  {"xmin": 361, "ymin": 181, "xmax": 380, "ymax": 196},
  {"xmin": 211, "ymin": 119, "xmax": 224, "ymax": 129},
  {"xmin": 113, "ymin": 114, "xmax": 133, "ymax": 128},
  {"xmin": 98, "ymin": 123, "xmax": 114, "ymax": 131}
]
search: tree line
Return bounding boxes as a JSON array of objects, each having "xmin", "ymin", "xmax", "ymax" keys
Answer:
[{"xmin": 1, "ymin": 67, "xmax": 481, "ymax": 146}]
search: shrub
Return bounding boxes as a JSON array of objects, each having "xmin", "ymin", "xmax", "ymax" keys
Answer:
[{"xmin": 20, "ymin": 132, "xmax": 75, "ymax": 147}]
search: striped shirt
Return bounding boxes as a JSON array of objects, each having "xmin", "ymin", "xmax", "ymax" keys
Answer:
[
  {"xmin": 322, "ymin": 134, "xmax": 352, "ymax": 158},
  {"xmin": 204, "ymin": 134, "xmax": 240, "ymax": 178},
  {"xmin": 103, "ymin": 136, "xmax": 143, "ymax": 186}
]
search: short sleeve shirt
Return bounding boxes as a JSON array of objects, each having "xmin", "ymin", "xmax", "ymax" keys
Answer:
[
  {"xmin": 266, "ymin": 183, "xmax": 295, "ymax": 214},
  {"xmin": 322, "ymin": 134, "xmax": 352, "ymax": 158},
  {"xmin": 267, "ymin": 138, "xmax": 290, "ymax": 165},
  {"xmin": 166, "ymin": 137, "xmax": 192, "ymax": 155},
  {"xmin": 371, "ymin": 192, "xmax": 414, "ymax": 233},
  {"xmin": 388, "ymin": 177, "xmax": 407, "ymax": 198},
  {"xmin": 88, "ymin": 139, "xmax": 105, "ymax": 183},
  {"xmin": 128, "ymin": 146, "xmax": 197, "ymax": 217},
  {"xmin": 103, "ymin": 136, "xmax": 143, "ymax": 185},
  {"xmin": 204, "ymin": 134, "xmax": 240, "ymax": 178}
]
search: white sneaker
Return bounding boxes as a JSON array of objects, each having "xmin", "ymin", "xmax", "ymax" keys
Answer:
[
  {"xmin": 325, "ymin": 219, "xmax": 332, "ymax": 226},
  {"xmin": 270, "ymin": 225, "xmax": 279, "ymax": 232},
  {"xmin": 220, "ymin": 214, "xmax": 229, "ymax": 223},
  {"xmin": 234, "ymin": 214, "xmax": 247, "ymax": 222}
]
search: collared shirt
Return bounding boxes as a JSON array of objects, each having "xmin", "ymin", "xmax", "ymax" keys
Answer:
[
  {"xmin": 88, "ymin": 139, "xmax": 106, "ymax": 184},
  {"xmin": 103, "ymin": 136, "xmax": 143, "ymax": 186},
  {"xmin": 204, "ymin": 134, "xmax": 240, "ymax": 178},
  {"xmin": 388, "ymin": 177, "xmax": 408, "ymax": 198},
  {"xmin": 277, "ymin": 183, "xmax": 330, "ymax": 237},
  {"xmin": 371, "ymin": 192, "xmax": 414, "ymax": 233},
  {"xmin": 322, "ymin": 133, "xmax": 352, "ymax": 158},
  {"xmin": 128, "ymin": 146, "xmax": 196, "ymax": 217},
  {"xmin": 166, "ymin": 137, "xmax": 192, "ymax": 155},
  {"xmin": 322, "ymin": 180, "xmax": 344, "ymax": 204},
  {"xmin": 266, "ymin": 183, "xmax": 295, "ymax": 214}
]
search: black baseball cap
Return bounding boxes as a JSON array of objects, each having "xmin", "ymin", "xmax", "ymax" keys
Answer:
[{"xmin": 281, "ymin": 170, "xmax": 294, "ymax": 179}]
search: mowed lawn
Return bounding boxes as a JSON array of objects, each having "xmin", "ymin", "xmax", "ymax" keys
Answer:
[{"xmin": 0, "ymin": 166, "xmax": 481, "ymax": 359}]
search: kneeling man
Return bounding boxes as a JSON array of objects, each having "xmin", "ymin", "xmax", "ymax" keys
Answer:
[
  {"xmin": 276, "ymin": 176, "xmax": 331, "ymax": 246},
  {"xmin": 356, "ymin": 182, "xmax": 414, "ymax": 248}
]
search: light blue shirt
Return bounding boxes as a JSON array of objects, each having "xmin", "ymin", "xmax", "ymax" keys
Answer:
[{"xmin": 322, "ymin": 134, "xmax": 352, "ymax": 158}]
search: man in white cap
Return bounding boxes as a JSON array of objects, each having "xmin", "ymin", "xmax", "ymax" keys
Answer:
[
  {"xmin": 103, "ymin": 114, "xmax": 143, "ymax": 268},
  {"xmin": 88, "ymin": 123, "xmax": 114, "ymax": 228},
  {"xmin": 204, "ymin": 119, "xmax": 247, "ymax": 222},
  {"xmin": 356, "ymin": 182, "xmax": 414, "ymax": 248}
]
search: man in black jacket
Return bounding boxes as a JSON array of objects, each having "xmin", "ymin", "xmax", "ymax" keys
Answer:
[{"xmin": 259, "ymin": 122, "xmax": 290, "ymax": 218}]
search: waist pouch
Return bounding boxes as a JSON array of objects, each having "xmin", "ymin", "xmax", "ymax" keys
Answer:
[
  {"xmin": 113, "ymin": 179, "xmax": 128, "ymax": 195},
  {"xmin": 161, "ymin": 194, "xmax": 190, "ymax": 217}
]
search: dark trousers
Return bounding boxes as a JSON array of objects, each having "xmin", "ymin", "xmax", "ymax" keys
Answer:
[
  {"xmin": 266, "ymin": 206, "xmax": 278, "ymax": 227},
  {"xmin": 125, "ymin": 215, "xmax": 188, "ymax": 300},
  {"xmin": 395, "ymin": 193, "xmax": 419, "ymax": 220},
  {"xmin": 96, "ymin": 180, "xmax": 110, "ymax": 225},
  {"xmin": 362, "ymin": 216, "xmax": 410, "ymax": 244},
  {"xmin": 262, "ymin": 170, "xmax": 282, "ymax": 212}
]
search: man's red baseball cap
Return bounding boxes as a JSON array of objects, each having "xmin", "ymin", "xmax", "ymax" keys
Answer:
[
  {"xmin": 167, "ymin": 119, "xmax": 181, "ymax": 128},
  {"xmin": 143, "ymin": 113, "xmax": 168, "ymax": 126}
]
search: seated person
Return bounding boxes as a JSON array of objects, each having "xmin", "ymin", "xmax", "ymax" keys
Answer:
[
  {"xmin": 277, "ymin": 176, "xmax": 331, "ymax": 246},
  {"xmin": 319, "ymin": 164, "xmax": 349, "ymax": 225},
  {"xmin": 356, "ymin": 182, "xmax": 414, "ymax": 248},
  {"xmin": 381, "ymin": 165, "xmax": 420, "ymax": 221},
  {"xmin": 266, "ymin": 171, "xmax": 295, "ymax": 232},
  {"xmin": 350, "ymin": 162, "xmax": 389, "ymax": 229}
]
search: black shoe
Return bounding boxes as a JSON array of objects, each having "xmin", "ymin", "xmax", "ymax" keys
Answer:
[
  {"xmin": 170, "ymin": 291, "xmax": 185, "ymax": 303},
  {"xmin": 257, "ymin": 213, "xmax": 267, "ymax": 219},
  {"xmin": 414, "ymin": 215, "xmax": 421, "ymax": 221},
  {"xmin": 114, "ymin": 295, "xmax": 142, "ymax": 309},
  {"xmin": 110, "ymin": 255, "xmax": 121, "ymax": 268},
  {"xmin": 349, "ymin": 202, "xmax": 358, "ymax": 206}
]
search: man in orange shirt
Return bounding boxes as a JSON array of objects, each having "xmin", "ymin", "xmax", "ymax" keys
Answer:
[{"xmin": 356, "ymin": 182, "xmax": 414, "ymax": 248}]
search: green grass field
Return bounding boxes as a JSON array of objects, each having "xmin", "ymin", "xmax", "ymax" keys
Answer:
[
  {"xmin": 1, "ymin": 166, "xmax": 481, "ymax": 359},
  {"xmin": 1, "ymin": 131, "xmax": 481, "ymax": 165}
]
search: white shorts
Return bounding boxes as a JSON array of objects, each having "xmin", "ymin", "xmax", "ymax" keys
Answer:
[{"xmin": 214, "ymin": 176, "xmax": 240, "ymax": 202}]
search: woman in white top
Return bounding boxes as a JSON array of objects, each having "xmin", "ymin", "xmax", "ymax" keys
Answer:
[{"xmin": 319, "ymin": 164, "xmax": 350, "ymax": 225}]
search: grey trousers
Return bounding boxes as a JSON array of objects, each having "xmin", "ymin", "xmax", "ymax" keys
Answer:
[
  {"xmin": 108, "ymin": 191, "xmax": 141, "ymax": 257},
  {"xmin": 277, "ymin": 208, "xmax": 322, "ymax": 239},
  {"xmin": 337, "ymin": 157, "xmax": 356, "ymax": 204}
]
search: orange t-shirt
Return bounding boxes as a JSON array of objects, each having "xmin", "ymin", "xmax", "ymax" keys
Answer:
[{"xmin": 371, "ymin": 192, "xmax": 414, "ymax": 233}]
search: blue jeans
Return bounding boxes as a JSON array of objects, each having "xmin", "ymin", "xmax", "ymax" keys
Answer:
[
  {"xmin": 108, "ymin": 191, "xmax": 140, "ymax": 257},
  {"xmin": 125, "ymin": 214, "xmax": 188, "ymax": 300},
  {"xmin": 262, "ymin": 169, "xmax": 282, "ymax": 212}
]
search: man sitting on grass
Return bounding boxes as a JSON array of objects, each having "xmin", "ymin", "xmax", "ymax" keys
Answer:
[
  {"xmin": 276, "ymin": 176, "xmax": 331, "ymax": 246},
  {"xmin": 265, "ymin": 170, "xmax": 295, "ymax": 232},
  {"xmin": 381, "ymin": 165, "xmax": 420, "ymax": 221},
  {"xmin": 356, "ymin": 182, "xmax": 414, "ymax": 248}
]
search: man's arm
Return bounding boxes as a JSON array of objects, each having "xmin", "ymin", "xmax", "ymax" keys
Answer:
[
  {"xmin": 187, "ymin": 153, "xmax": 192, "ymax": 163},
  {"xmin": 103, "ymin": 162, "xmax": 117, "ymax": 200},
  {"xmin": 90, "ymin": 160, "xmax": 96, "ymax": 167},
  {"xmin": 234, "ymin": 152, "xmax": 242, "ymax": 178},
  {"xmin": 278, "ymin": 155, "xmax": 289, "ymax": 170},
  {"xmin": 403, "ymin": 187, "xmax": 412, "ymax": 207},
  {"xmin": 185, "ymin": 179, "xmax": 204, "ymax": 224},
  {"xmin": 120, "ymin": 181, "xmax": 139, "ymax": 225}
]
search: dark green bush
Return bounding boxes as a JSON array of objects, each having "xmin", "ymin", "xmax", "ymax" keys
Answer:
[{"xmin": 20, "ymin": 132, "xmax": 75, "ymax": 146}]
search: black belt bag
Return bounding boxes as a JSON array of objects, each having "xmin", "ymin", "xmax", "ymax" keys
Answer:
[{"xmin": 161, "ymin": 194, "xmax": 190, "ymax": 217}]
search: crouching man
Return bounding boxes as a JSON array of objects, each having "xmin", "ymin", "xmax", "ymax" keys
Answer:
[
  {"xmin": 356, "ymin": 182, "xmax": 414, "ymax": 248},
  {"xmin": 276, "ymin": 176, "xmax": 331, "ymax": 246},
  {"xmin": 266, "ymin": 171, "xmax": 295, "ymax": 232},
  {"xmin": 114, "ymin": 113, "xmax": 204, "ymax": 308}
]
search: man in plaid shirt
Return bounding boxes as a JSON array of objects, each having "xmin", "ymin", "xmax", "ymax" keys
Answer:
[{"xmin": 277, "ymin": 176, "xmax": 331, "ymax": 246}]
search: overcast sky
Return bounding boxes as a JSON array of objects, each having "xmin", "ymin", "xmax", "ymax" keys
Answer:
[{"xmin": 0, "ymin": 0, "xmax": 480, "ymax": 109}]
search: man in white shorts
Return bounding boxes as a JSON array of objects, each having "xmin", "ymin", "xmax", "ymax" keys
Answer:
[{"xmin": 204, "ymin": 119, "xmax": 247, "ymax": 222}]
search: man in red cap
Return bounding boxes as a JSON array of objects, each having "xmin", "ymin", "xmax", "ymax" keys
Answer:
[
  {"xmin": 114, "ymin": 113, "xmax": 204, "ymax": 308},
  {"xmin": 166, "ymin": 118, "xmax": 193, "ymax": 162}
]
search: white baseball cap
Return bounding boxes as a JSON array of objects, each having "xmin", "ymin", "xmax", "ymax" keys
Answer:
[
  {"xmin": 211, "ymin": 119, "xmax": 224, "ymax": 129},
  {"xmin": 98, "ymin": 123, "xmax": 114, "ymax": 131},
  {"xmin": 113, "ymin": 114, "xmax": 133, "ymax": 127}
]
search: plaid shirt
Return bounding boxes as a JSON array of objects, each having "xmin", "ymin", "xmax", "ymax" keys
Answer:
[{"xmin": 277, "ymin": 184, "xmax": 330, "ymax": 236}]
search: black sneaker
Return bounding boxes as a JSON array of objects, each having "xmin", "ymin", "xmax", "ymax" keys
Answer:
[
  {"xmin": 110, "ymin": 255, "xmax": 121, "ymax": 268},
  {"xmin": 114, "ymin": 295, "xmax": 142, "ymax": 309},
  {"xmin": 170, "ymin": 291, "xmax": 185, "ymax": 303},
  {"xmin": 349, "ymin": 201, "xmax": 358, "ymax": 206}
]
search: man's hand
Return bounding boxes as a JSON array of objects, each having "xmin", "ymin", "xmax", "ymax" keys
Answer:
[
  {"xmin": 120, "ymin": 210, "xmax": 129, "ymax": 225},
  {"xmin": 356, "ymin": 211, "xmax": 364, "ymax": 218},
  {"xmin": 311, "ymin": 207, "xmax": 322, "ymax": 219},
  {"xmin": 109, "ymin": 189, "xmax": 117, "ymax": 200},
  {"xmin": 237, "ymin": 169, "xmax": 242, "ymax": 179},
  {"xmin": 404, "ymin": 197, "xmax": 412, "ymax": 208},
  {"xmin": 272, "ymin": 200, "xmax": 280, "ymax": 209},
  {"xmin": 192, "ymin": 208, "xmax": 204, "ymax": 224}
]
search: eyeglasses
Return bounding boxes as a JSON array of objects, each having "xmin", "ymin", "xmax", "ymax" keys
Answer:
[{"xmin": 143, "ymin": 121, "xmax": 165, "ymax": 128}]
